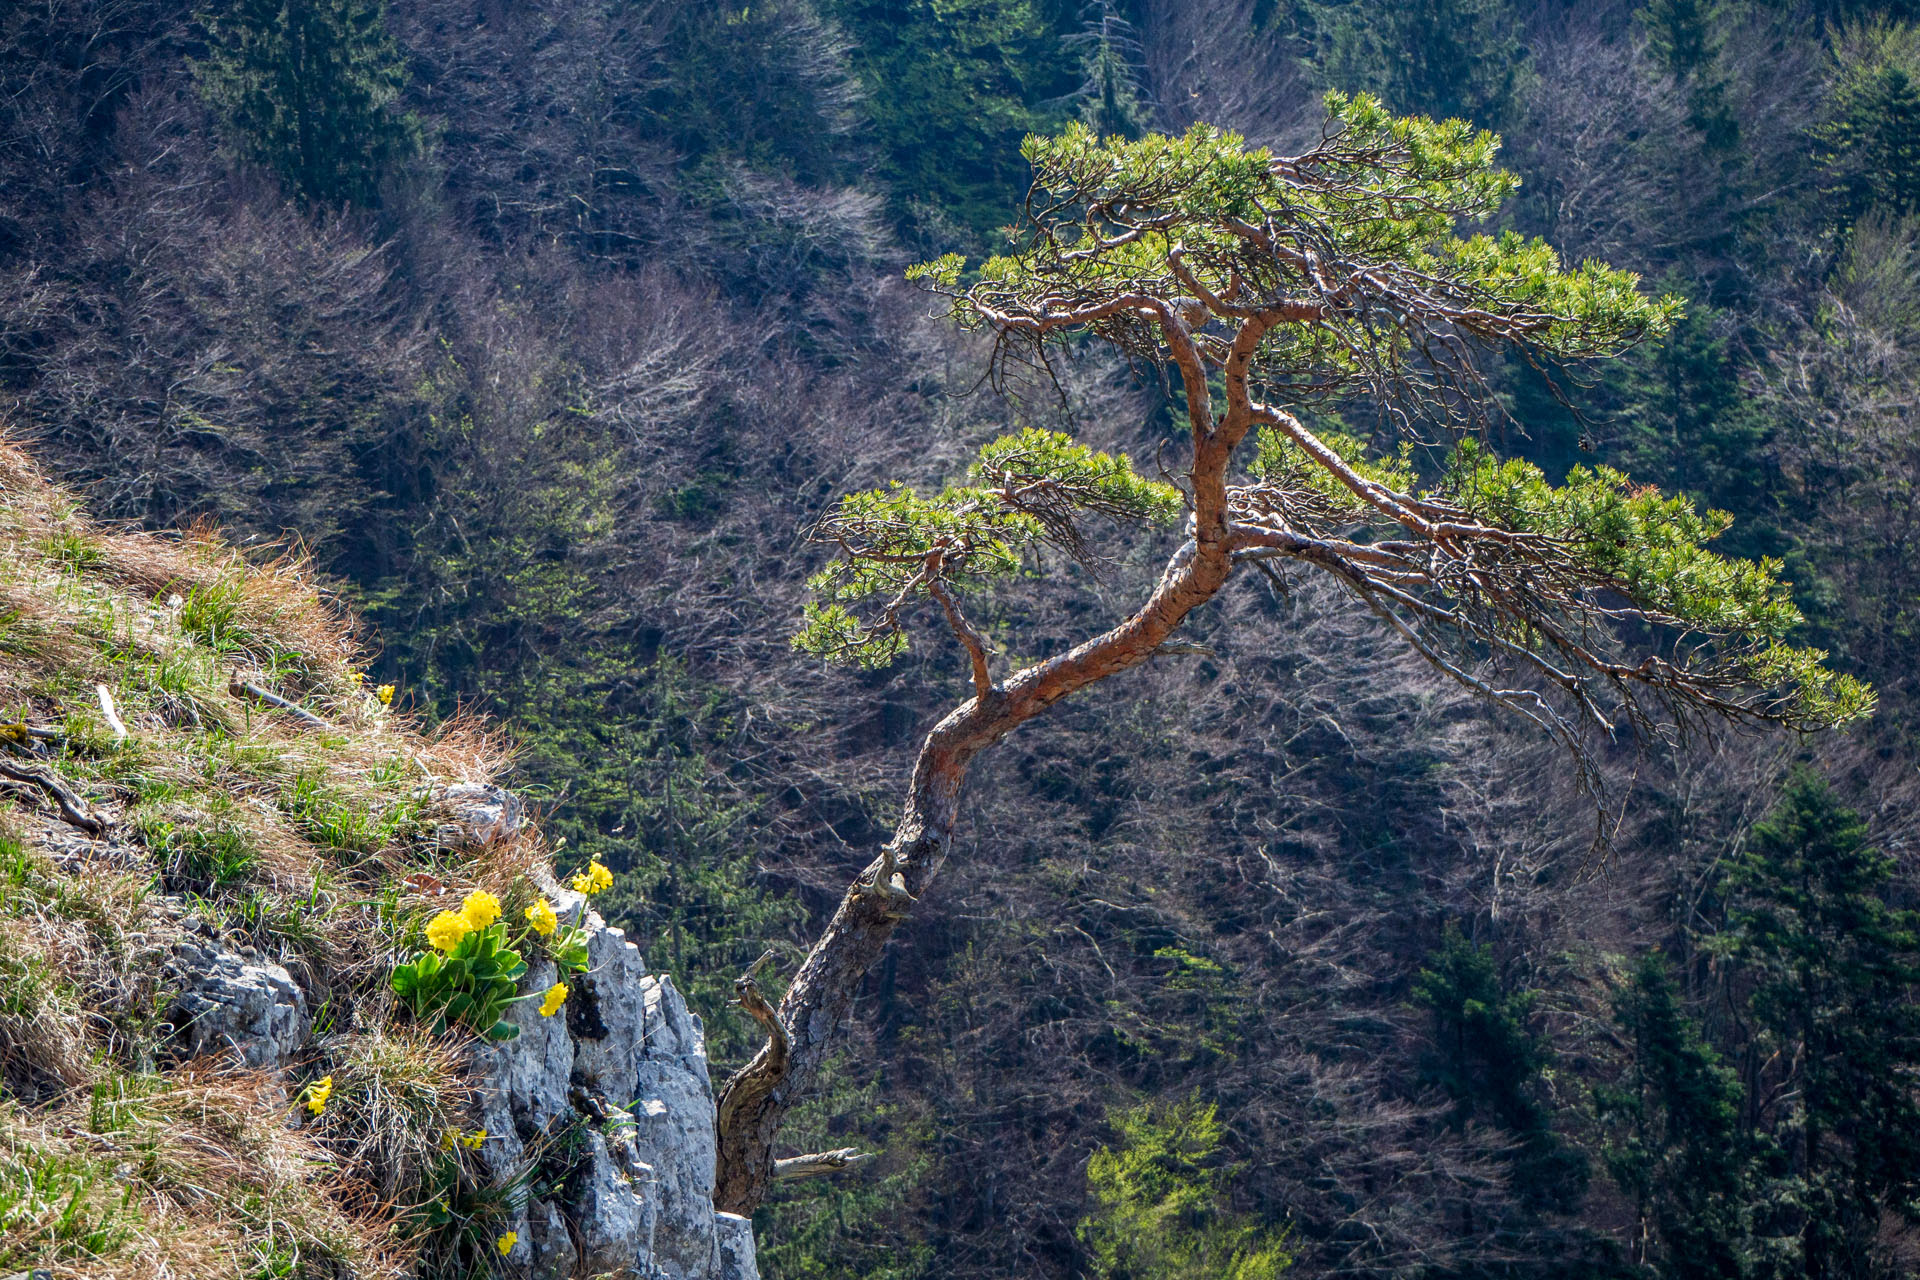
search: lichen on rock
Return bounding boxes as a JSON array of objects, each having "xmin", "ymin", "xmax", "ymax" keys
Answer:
[{"xmin": 166, "ymin": 931, "xmax": 310, "ymax": 1069}]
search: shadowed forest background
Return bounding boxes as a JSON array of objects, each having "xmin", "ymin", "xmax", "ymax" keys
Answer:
[{"xmin": 4, "ymin": 0, "xmax": 1920, "ymax": 1275}]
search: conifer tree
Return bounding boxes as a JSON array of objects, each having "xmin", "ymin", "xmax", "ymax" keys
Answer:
[
  {"xmin": 196, "ymin": 0, "xmax": 418, "ymax": 209},
  {"xmin": 824, "ymin": 0, "xmax": 1076, "ymax": 241},
  {"xmin": 1317, "ymin": 0, "xmax": 1527, "ymax": 125},
  {"xmin": 712, "ymin": 95, "xmax": 1872, "ymax": 1214},
  {"xmin": 1065, "ymin": 1, "xmax": 1151, "ymax": 139},
  {"xmin": 1715, "ymin": 773, "xmax": 1920, "ymax": 1277},
  {"xmin": 1416, "ymin": 929, "xmax": 1545, "ymax": 1131},
  {"xmin": 1598, "ymin": 954, "xmax": 1764, "ymax": 1278},
  {"xmin": 1818, "ymin": 22, "xmax": 1920, "ymax": 226},
  {"xmin": 1415, "ymin": 928, "xmax": 1586, "ymax": 1211},
  {"xmin": 1640, "ymin": 0, "xmax": 1739, "ymax": 151}
]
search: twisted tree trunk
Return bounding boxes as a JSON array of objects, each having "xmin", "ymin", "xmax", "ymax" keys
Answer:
[
  {"xmin": 712, "ymin": 299, "xmax": 1250, "ymax": 1216},
  {"xmin": 714, "ymin": 536, "xmax": 1243, "ymax": 1212}
]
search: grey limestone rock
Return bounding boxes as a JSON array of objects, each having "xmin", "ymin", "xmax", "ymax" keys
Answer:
[
  {"xmin": 165, "ymin": 935, "xmax": 309, "ymax": 1069},
  {"xmin": 715, "ymin": 1214, "xmax": 761, "ymax": 1280},
  {"xmin": 472, "ymin": 890, "xmax": 758, "ymax": 1280}
]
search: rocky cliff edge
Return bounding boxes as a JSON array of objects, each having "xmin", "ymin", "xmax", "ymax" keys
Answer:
[{"xmin": 0, "ymin": 440, "xmax": 754, "ymax": 1279}]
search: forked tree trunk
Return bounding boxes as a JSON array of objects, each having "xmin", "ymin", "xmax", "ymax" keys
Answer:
[{"xmin": 714, "ymin": 299, "xmax": 1260, "ymax": 1215}]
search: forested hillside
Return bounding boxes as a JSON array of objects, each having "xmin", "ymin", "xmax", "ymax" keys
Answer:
[{"xmin": 4, "ymin": 0, "xmax": 1919, "ymax": 1276}]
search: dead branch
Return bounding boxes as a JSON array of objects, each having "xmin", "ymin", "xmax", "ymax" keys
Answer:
[
  {"xmin": 772, "ymin": 1147, "xmax": 876, "ymax": 1182},
  {"xmin": 230, "ymin": 677, "xmax": 333, "ymax": 731},
  {"xmin": 0, "ymin": 759, "xmax": 106, "ymax": 835}
]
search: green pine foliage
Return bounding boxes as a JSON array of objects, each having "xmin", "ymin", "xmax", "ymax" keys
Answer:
[
  {"xmin": 1597, "ymin": 954, "xmax": 1767, "ymax": 1278},
  {"xmin": 1314, "ymin": 0, "xmax": 1529, "ymax": 125},
  {"xmin": 823, "ymin": 0, "xmax": 1078, "ymax": 243},
  {"xmin": 1413, "ymin": 927, "xmax": 1588, "ymax": 1212},
  {"xmin": 941, "ymin": 99, "xmax": 1676, "ymax": 365},
  {"xmin": 658, "ymin": 4, "xmax": 865, "ymax": 187},
  {"xmin": 1078, "ymin": 1098, "xmax": 1292, "ymax": 1280},
  {"xmin": 1714, "ymin": 773, "xmax": 1920, "ymax": 1277},
  {"xmin": 195, "ymin": 0, "xmax": 419, "ymax": 208},
  {"xmin": 1640, "ymin": 0, "xmax": 1740, "ymax": 151},
  {"xmin": 1607, "ymin": 297, "xmax": 1775, "ymax": 542},
  {"xmin": 1817, "ymin": 21, "xmax": 1920, "ymax": 228},
  {"xmin": 1065, "ymin": 1, "xmax": 1152, "ymax": 138},
  {"xmin": 1414, "ymin": 927, "xmax": 1549, "ymax": 1133},
  {"xmin": 1599, "ymin": 776, "xmax": 1920, "ymax": 1278},
  {"xmin": 795, "ymin": 429, "xmax": 1181, "ymax": 668},
  {"xmin": 1437, "ymin": 441, "xmax": 1870, "ymax": 729}
]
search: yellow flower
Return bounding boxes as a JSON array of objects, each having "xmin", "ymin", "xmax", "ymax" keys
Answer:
[
  {"xmin": 570, "ymin": 860, "xmax": 614, "ymax": 896},
  {"xmin": 525, "ymin": 898, "xmax": 558, "ymax": 937},
  {"xmin": 439, "ymin": 1128, "xmax": 457, "ymax": 1152},
  {"xmin": 460, "ymin": 1127, "xmax": 487, "ymax": 1150},
  {"xmin": 304, "ymin": 1075, "xmax": 333, "ymax": 1116},
  {"xmin": 460, "ymin": 890, "xmax": 501, "ymax": 930},
  {"xmin": 538, "ymin": 982, "xmax": 569, "ymax": 1017},
  {"xmin": 496, "ymin": 1232, "xmax": 518, "ymax": 1257},
  {"xmin": 346, "ymin": 670, "xmax": 364, "ymax": 686},
  {"xmin": 425, "ymin": 909, "xmax": 471, "ymax": 953},
  {"xmin": 376, "ymin": 683, "xmax": 395, "ymax": 705}
]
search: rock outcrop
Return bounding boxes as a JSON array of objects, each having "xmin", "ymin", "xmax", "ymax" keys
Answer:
[
  {"xmin": 166, "ymin": 930, "xmax": 310, "ymax": 1069},
  {"xmin": 472, "ymin": 879, "xmax": 759, "ymax": 1280},
  {"xmin": 152, "ymin": 788, "xmax": 763, "ymax": 1279}
]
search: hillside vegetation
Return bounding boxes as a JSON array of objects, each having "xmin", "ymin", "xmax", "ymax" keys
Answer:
[
  {"xmin": 4, "ymin": 0, "xmax": 1920, "ymax": 1276},
  {"xmin": 0, "ymin": 440, "xmax": 561, "ymax": 1276}
]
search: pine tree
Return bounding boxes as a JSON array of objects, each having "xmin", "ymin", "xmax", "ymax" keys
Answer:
[
  {"xmin": 1639, "ymin": 0, "xmax": 1739, "ymax": 151},
  {"xmin": 1597, "ymin": 954, "xmax": 1767, "ymax": 1278},
  {"xmin": 1064, "ymin": 1, "xmax": 1151, "ymax": 139},
  {"xmin": 822, "ymin": 0, "xmax": 1077, "ymax": 243},
  {"xmin": 196, "ymin": 0, "xmax": 419, "ymax": 208},
  {"xmin": 1414, "ymin": 927, "xmax": 1587, "ymax": 1212},
  {"xmin": 1714, "ymin": 773, "xmax": 1920, "ymax": 1278},
  {"xmin": 712, "ymin": 97, "xmax": 1870, "ymax": 1214},
  {"xmin": 1316, "ymin": 0, "xmax": 1528, "ymax": 126},
  {"xmin": 1609, "ymin": 295, "xmax": 1773, "ymax": 542},
  {"xmin": 1817, "ymin": 22, "xmax": 1920, "ymax": 227}
]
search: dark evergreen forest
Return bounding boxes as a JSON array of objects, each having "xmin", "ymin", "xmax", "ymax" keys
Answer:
[{"xmin": 4, "ymin": 0, "xmax": 1919, "ymax": 1274}]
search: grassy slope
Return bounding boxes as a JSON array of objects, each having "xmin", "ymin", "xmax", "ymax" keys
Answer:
[{"xmin": 0, "ymin": 436, "xmax": 560, "ymax": 1278}]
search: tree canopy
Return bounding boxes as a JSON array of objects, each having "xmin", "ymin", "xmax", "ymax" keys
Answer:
[
  {"xmin": 716, "ymin": 93, "xmax": 1871, "ymax": 1215},
  {"xmin": 810, "ymin": 96, "xmax": 1868, "ymax": 751}
]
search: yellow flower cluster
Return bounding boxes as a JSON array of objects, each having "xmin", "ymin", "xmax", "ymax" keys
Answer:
[
  {"xmin": 376, "ymin": 683, "xmax": 395, "ymax": 705},
  {"xmin": 538, "ymin": 982, "xmax": 569, "ymax": 1017},
  {"xmin": 438, "ymin": 1127, "xmax": 488, "ymax": 1152},
  {"xmin": 425, "ymin": 889, "xmax": 505, "ymax": 953},
  {"xmin": 304, "ymin": 1075, "xmax": 334, "ymax": 1116},
  {"xmin": 461, "ymin": 890, "xmax": 500, "ymax": 929},
  {"xmin": 569, "ymin": 860, "xmax": 614, "ymax": 896},
  {"xmin": 425, "ymin": 910, "xmax": 468, "ymax": 952},
  {"xmin": 496, "ymin": 1232, "xmax": 518, "ymax": 1257},
  {"xmin": 525, "ymin": 898, "xmax": 559, "ymax": 937}
]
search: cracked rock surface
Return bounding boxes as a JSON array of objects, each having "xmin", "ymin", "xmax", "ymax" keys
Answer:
[
  {"xmin": 474, "ymin": 882, "xmax": 759, "ymax": 1280},
  {"xmin": 165, "ymin": 932, "xmax": 309, "ymax": 1070}
]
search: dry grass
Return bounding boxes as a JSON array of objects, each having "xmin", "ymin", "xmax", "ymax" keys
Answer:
[
  {"xmin": 0, "ymin": 437, "xmax": 552, "ymax": 1276},
  {"xmin": 0, "ymin": 1065, "xmax": 421, "ymax": 1279}
]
